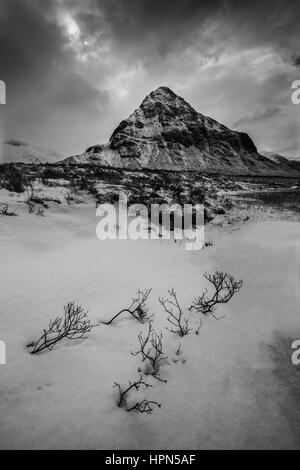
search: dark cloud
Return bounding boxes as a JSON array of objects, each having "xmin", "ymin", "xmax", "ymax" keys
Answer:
[
  {"xmin": 80, "ymin": 0, "xmax": 223, "ymax": 57},
  {"xmin": 72, "ymin": 0, "xmax": 300, "ymax": 64},
  {"xmin": 291, "ymin": 54, "xmax": 300, "ymax": 67},
  {"xmin": 0, "ymin": 0, "xmax": 109, "ymax": 153},
  {"xmin": 0, "ymin": 1, "xmax": 67, "ymax": 86},
  {"xmin": 0, "ymin": 0, "xmax": 299, "ymax": 156}
]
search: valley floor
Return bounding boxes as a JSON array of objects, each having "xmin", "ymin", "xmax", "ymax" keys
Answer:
[{"xmin": 0, "ymin": 200, "xmax": 300, "ymax": 449}]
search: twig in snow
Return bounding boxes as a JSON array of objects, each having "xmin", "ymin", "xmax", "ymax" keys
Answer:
[
  {"xmin": 28, "ymin": 302, "xmax": 93, "ymax": 354},
  {"xmin": 113, "ymin": 376, "xmax": 160, "ymax": 413},
  {"xmin": 189, "ymin": 271, "xmax": 243, "ymax": 319},
  {"xmin": 159, "ymin": 289, "xmax": 192, "ymax": 337},
  {"xmin": 132, "ymin": 322, "xmax": 167, "ymax": 383},
  {"xmin": 101, "ymin": 289, "xmax": 152, "ymax": 325}
]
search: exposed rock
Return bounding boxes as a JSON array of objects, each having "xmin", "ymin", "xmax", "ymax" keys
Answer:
[{"xmin": 85, "ymin": 144, "xmax": 106, "ymax": 154}]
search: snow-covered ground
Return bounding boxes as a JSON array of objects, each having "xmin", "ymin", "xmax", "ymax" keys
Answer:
[{"xmin": 0, "ymin": 203, "xmax": 300, "ymax": 449}]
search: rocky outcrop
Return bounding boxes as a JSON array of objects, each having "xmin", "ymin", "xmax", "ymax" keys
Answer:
[
  {"xmin": 109, "ymin": 87, "xmax": 257, "ymax": 166},
  {"xmin": 61, "ymin": 87, "xmax": 299, "ymax": 175}
]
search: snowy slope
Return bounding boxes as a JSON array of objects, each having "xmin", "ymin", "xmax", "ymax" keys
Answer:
[
  {"xmin": 0, "ymin": 140, "xmax": 62, "ymax": 164},
  {"xmin": 0, "ymin": 204, "xmax": 300, "ymax": 449}
]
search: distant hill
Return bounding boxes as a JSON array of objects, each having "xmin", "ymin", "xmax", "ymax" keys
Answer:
[
  {"xmin": 260, "ymin": 151, "xmax": 300, "ymax": 173},
  {"xmin": 60, "ymin": 86, "xmax": 299, "ymax": 176},
  {"xmin": 259, "ymin": 151, "xmax": 291, "ymax": 165},
  {"xmin": 0, "ymin": 140, "xmax": 62, "ymax": 164}
]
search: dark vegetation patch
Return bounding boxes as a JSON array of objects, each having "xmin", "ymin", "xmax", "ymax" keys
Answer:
[
  {"xmin": 1, "ymin": 162, "xmax": 299, "ymax": 219},
  {"xmin": 236, "ymin": 189, "xmax": 300, "ymax": 213}
]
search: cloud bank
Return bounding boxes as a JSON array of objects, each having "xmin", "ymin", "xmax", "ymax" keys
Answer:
[{"xmin": 0, "ymin": 0, "xmax": 299, "ymax": 157}]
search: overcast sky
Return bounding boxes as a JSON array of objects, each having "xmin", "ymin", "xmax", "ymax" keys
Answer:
[{"xmin": 0, "ymin": 0, "xmax": 300, "ymax": 157}]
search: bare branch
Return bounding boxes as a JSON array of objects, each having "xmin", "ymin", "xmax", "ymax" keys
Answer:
[
  {"xmin": 159, "ymin": 289, "xmax": 192, "ymax": 337},
  {"xmin": 131, "ymin": 322, "xmax": 167, "ymax": 383},
  {"xmin": 195, "ymin": 318, "xmax": 203, "ymax": 335},
  {"xmin": 28, "ymin": 302, "xmax": 93, "ymax": 354},
  {"xmin": 102, "ymin": 289, "xmax": 152, "ymax": 325},
  {"xmin": 176, "ymin": 343, "xmax": 182, "ymax": 357},
  {"xmin": 127, "ymin": 400, "xmax": 161, "ymax": 414},
  {"xmin": 113, "ymin": 375, "xmax": 157, "ymax": 413},
  {"xmin": 189, "ymin": 271, "xmax": 243, "ymax": 317}
]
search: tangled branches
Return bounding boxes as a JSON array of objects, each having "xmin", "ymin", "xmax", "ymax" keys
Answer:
[
  {"xmin": 132, "ymin": 322, "xmax": 167, "ymax": 382},
  {"xmin": 28, "ymin": 302, "xmax": 93, "ymax": 354},
  {"xmin": 159, "ymin": 289, "xmax": 192, "ymax": 337},
  {"xmin": 113, "ymin": 376, "xmax": 161, "ymax": 414},
  {"xmin": 189, "ymin": 272, "xmax": 243, "ymax": 319},
  {"xmin": 127, "ymin": 399, "xmax": 161, "ymax": 414},
  {"xmin": 102, "ymin": 289, "xmax": 152, "ymax": 325}
]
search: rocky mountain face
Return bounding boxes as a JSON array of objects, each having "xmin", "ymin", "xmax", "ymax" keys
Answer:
[
  {"xmin": 1, "ymin": 140, "xmax": 62, "ymax": 164},
  {"xmin": 62, "ymin": 87, "xmax": 299, "ymax": 176}
]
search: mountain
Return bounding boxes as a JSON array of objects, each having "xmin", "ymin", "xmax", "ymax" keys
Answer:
[
  {"xmin": 261, "ymin": 150, "xmax": 300, "ymax": 173},
  {"xmin": 61, "ymin": 86, "xmax": 299, "ymax": 175},
  {"xmin": 260, "ymin": 151, "xmax": 291, "ymax": 166},
  {"xmin": 0, "ymin": 140, "xmax": 62, "ymax": 164}
]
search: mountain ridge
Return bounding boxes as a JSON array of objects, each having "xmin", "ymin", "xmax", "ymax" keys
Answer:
[
  {"xmin": 260, "ymin": 150, "xmax": 300, "ymax": 173},
  {"xmin": 59, "ymin": 86, "xmax": 299, "ymax": 176}
]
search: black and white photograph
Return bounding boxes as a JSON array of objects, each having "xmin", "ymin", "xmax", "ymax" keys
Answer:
[{"xmin": 0, "ymin": 0, "xmax": 300, "ymax": 453}]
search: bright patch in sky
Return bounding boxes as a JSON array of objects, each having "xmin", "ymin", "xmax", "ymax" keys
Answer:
[{"xmin": 58, "ymin": 10, "xmax": 81, "ymax": 41}]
